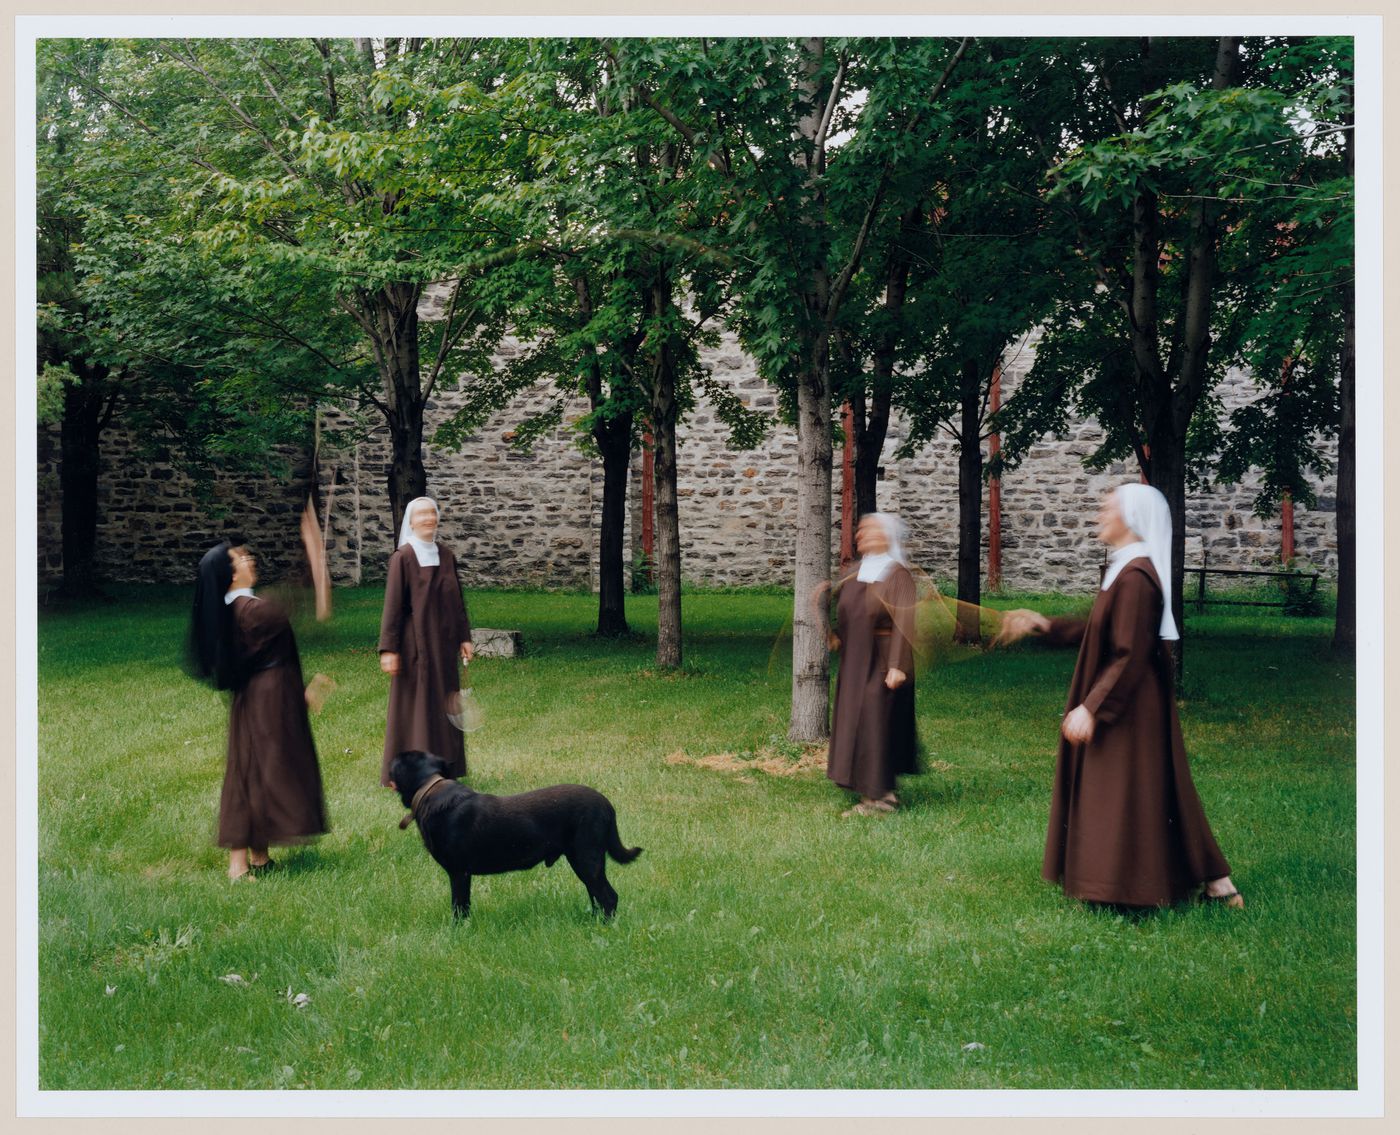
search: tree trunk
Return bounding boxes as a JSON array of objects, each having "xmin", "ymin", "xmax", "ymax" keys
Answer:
[
  {"xmin": 788, "ymin": 37, "xmax": 835, "ymax": 742},
  {"xmin": 595, "ymin": 411, "xmax": 633, "ymax": 637},
  {"xmin": 853, "ymin": 207, "xmax": 917, "ymax": 520},
  {"xmin": 55, "ymin": 365, "xmax": 112, "ymax": 598},
  {"xmin": 573, "ymin": 270, "xmax": 635, "ymax": 638},
  {"xmin": 1333, "ymin": 90, "xmax": 1356, "ymax": 654},
  {"xmin": 386, "ymin": 414, "xmax": 427, "ymax": 536},
  {"xmin": 954, "ymin": 359, "xmax": 983, "ymax": 644},
  {"xmin": 1145, "ymin": 418, "xmax": 1189, "ymax": 682},
  {"xmin": 376, "ymin": 287, "xmax": 427, "ymax": 534},
  {"xmin": 1131, "ymin": 37, "xmax": 1240, "ymax": 685},
  {"xmin": 851, "ymin": 384, "xmax": 878, "ymax": 521},
  {"xmin": 790, "ymin": 353, "xmax": 834, "ymax": 741},
  {"xmin": 647, "ymin": 276, "xmax": 683, "ymax": 670}
]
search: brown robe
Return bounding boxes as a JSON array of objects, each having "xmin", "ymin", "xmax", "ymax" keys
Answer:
[
  {"xmin": 827, "ymin": 566, "xmax": 920, "ymax": 799},
  {"xmin": 378, "ymin": 543, "xmax": 473, "ymax": 786},
  {"xmin": 1041, "ymin": 559, "xmax": 1231, "ymax": 906},
  {"xmin": 218, "ymin": 596, "xmax": 329, "ymax": 848}
]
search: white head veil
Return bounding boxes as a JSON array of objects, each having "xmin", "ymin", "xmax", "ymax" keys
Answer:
[
  {"xmin": 398, "ymin": 496, "xmax": 441, "ymax": 567},
  {"xmin": 1104, "ymin": 484, "xmax": 1178, "ymax": 640},
  {"xmin": 856, "ymin": 512, "xmax": 911, "ymax": 583}
]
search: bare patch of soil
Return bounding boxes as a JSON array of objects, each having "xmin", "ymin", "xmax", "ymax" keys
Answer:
[{"xmin": 664, "ymin": 744, "xmax": 828, "ymax": 779}]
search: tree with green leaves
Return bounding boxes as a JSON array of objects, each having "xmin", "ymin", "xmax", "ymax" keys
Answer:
[
  {"xmin": 614, "ymin": 36, "xmax": 969, "ymax": 733},
  {"xmin": 37, "ymin": 42, "xmax": 122, "ymax": 597},
  {"xmin": 428, "ymin": 39, "xmax": 767, "ymax": 658},
  {"xmin": 38, "ymin": 40, "xmax": 267, "ymax": 594},
  {"xmin": 45, "ymin": 36, "xmax": 531, "ymax": 543},
  {"xmin": 835, "ymin": 42, "xmax": 1063, "ymax": 641},
  {"xmin": 1205, "ymin": 39, "xmax": 1354, "ymax": 650},
  {"xmin": 997, "ymin": 36, "xmax": 1352, "ymax": 668}
]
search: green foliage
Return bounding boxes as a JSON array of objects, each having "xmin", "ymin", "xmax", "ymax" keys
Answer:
[
  {"xmin": 38, "ymin": 35, "xmax": 1351, "ymax": 597},
  {"xmin": 36, "ymin": 361, "xmax": 76, "ymax": 426},
  {"xmin": 629, "ymin": 549, "xmax": 657, "ymax": 596},
  {"xmin": 38, "ymin": 37, "xmax": 552, "ymax": 497},
  {"xmin": 1280, "ymin": 561, "xmax": 1325, "ymax": 618},
  {"xmin": 996, "ymin": 36, "xmax": 1352, "ymax": 516}
]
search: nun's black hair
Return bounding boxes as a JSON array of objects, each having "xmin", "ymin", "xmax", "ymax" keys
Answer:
[{"xmin": 184, "ymin": 539, "xmax": 248, "ymax": 691}]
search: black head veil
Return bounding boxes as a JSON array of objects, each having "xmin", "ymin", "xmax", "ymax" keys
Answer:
[{"xmin": 184, "ymin": 541, "xmax": 243, "ymax": 690}]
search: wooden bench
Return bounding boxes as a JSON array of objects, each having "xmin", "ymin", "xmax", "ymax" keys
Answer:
[{"xmin": 1187, "ymin": 558, "xmax": 1320, "ymax": 613}]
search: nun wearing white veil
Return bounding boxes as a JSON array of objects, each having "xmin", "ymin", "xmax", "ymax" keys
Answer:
[
  {"xmin": 996, "ymin": 484, "xmax": 1243, "ymax": 909},
  {"xmin": 377, "ymin": 497, "xmax": 474, "ymax": 787},
  {"xmin": 824, "ymin": 512, "xmax": 922, "ymax": 816}
]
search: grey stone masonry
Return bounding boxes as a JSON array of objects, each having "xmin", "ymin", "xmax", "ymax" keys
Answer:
[
  {"xmin": 37, "ymin": 326, "xmax": 1335, "ymax": 593},
  {"xmin": 470, "ymin": 628, "xmax": 524, "ymax": 659}
]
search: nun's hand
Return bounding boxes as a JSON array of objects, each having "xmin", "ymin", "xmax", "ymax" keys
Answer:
[
  {"xmin": 992, "ymin": 609, "xmax": 1050, "ymax": 647},
  {"xmin": 885, "ymin": 668, "xmax": 907, "ymax": 690},
  {"xmin": 304, "ymin": 672, "xmax": 336, "ymax": 714},
  {"xmin": 1061, "ymin": 704, "xmax": 1095, "ymax": 744},
  {"xmin": 379, "ymin": 651, "xmax": 401, "ymax": 675},
  {"xmin": 460, "ymin": 642, "xmax": 474, "ymax": 664}
]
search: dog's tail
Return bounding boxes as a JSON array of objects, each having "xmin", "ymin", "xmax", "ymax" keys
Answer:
[{"xmin": 607, "ymin": 817, "xmax": 642, "ymax": 865}]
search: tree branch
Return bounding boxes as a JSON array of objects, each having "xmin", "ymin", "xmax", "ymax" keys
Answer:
[
  {"xmin": 826, "ymin": 37, "xmax": 970, "ymax": 321},
  {"xmin": 423, "ymin": 280, "xmax": 483, "ymax": 405},
  {"xmin": 171, "ymin": 40, "xmax": 303, "ymax": 182},
  {"xmin": 813, "ymin": 50, "xmax": 848, "ymax": 175},
  {"xmin": 52, "ymin": 67, "xmax": 227, "ymax": 179},
  {"xmin": 228, "ymin": 39, "xmax": 300, "ymax": 127}
]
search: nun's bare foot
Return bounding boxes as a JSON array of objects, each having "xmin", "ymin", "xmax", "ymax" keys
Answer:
[
  {"xmin": 1202, "ymin": 876, "xmax": 1244, "ymax": 909},
  {"xmin": 843, "ymin": 797, "xmax": 897, "ymax": 817},
  {"xmin": 228, "ymin": 849, "xmax": 250, "ymax": 881}
]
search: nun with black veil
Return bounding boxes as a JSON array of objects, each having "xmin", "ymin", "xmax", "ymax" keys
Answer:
[{"xmin": 186, "ymin": 533, "xmax": 330, "ymax": 881}]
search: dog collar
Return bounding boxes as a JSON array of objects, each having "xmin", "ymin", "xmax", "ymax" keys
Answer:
[{"xmin": 399, "ymin": 774, "xmax": 450, "ymax": 830}]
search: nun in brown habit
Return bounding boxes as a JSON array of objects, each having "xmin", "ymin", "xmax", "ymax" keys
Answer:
[
  {"xmin": 822, "ymin": 512, "xmax": 921, "ymax": 816},
  {"xmin": 996, "ymin": 484, "xmax": 1243, "ymax": 909},
  {"xmin": 378, "ymin": 496, "xmax": 473, "ymax": 787},
  {"xmin": 186, "ymin": 536, "xmax": 330, "ymax": 881}
]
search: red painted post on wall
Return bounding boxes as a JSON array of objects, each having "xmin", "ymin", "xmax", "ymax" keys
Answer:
[
  {"xmin": 1279, "ymin": 357, "xmax": 1296, "ymax": 565},
  {"xmin": 987, "ymin": 365, "xmax": 1002, "ymax": 592},
  {"xmin": 840, "ymin": 401, "xmax": 856, "ymax": 568},
  {"xmin": 641, "ymin": 429, "xmax": 655, "ymax": 582}
]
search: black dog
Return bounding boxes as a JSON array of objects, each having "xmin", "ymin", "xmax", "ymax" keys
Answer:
[{"xmin": 389, "ymin": 750, "xmax": 642, "ymax": 920}]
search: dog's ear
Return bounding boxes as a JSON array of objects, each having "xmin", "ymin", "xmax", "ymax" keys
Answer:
[{"xmin": 428, "ymin": 752, "xmax": 451, "ymax": 777}]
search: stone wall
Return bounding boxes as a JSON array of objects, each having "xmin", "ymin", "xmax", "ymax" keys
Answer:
[
  {"xmin": 314, "ymin": 340, "xmax": 599, "ymax": 589},
  {"xmin": 36, "ymin": 425, "xmax": 315, "ymax": 586},
  {"xmin": 36, "ymin": 327, "xmax": 1337, "ymax": 593}
]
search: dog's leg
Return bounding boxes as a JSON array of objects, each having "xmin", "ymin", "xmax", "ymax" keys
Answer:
[
  {"xmin": 450, "ymin": 873, "xmax": 472, "ymax": 919},
  {"xmin": 592, "ymin": 871, "xmax": 619, "ymax": 920},
  {"xmin": 567, "ymin": 851, "xmax": 619, "ymax": 920}
]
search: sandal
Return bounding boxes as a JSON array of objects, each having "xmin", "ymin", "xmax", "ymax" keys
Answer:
[
  {"xmin": 1202, "ymin": 889, "xmax": 1244, "ymax": 909},
  {"xmin": 842, "ymin": 799, "xmax": 897, "ymax": 817},
  {"xmin": 248, "ymin": 859, "xmax": 278, "ymax": 875}
]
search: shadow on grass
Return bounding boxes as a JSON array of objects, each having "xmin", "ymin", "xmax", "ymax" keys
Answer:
[{"xmin": 264, "ymin": 846, "xmax": 332, "ymax": 877}]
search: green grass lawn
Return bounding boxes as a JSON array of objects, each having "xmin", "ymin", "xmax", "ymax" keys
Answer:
[{"xmin": 35, "ymin": 585, "xmax": 1357, "ymax": 1090}]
